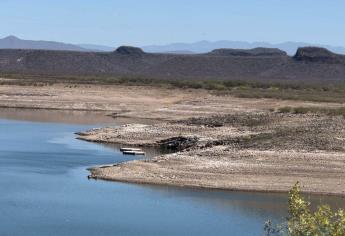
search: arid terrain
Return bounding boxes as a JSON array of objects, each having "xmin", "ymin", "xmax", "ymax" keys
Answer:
[
  {"xmin": 1, "ymin": 81, "xmax": 344, "ymax": 195},
  {"xmin": 3, "ymin": 82, "xmax": 341, "ymax": 119},
  {"xmin": 1, "ymin": 46, "xmax": 345, "ymax": 83},
  {"xmin": 80, "ymin": 113, "xmax": 345, "ymax": 196}
]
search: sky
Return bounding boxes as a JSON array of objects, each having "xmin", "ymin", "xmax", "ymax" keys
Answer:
[{"xmin": 0, "ymin": 0, "xmax": 344, "ymax": 47}]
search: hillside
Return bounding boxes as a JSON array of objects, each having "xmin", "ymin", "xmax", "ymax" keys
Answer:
[
  {"xmin": 0, "ymin": 36, "xmax": 88, "ymax": 52},
  {"xmin": 143, "ymin": 40, "xmax": 345, "ymax": 55},
  {"xmin": 0, "ymin": 46, "xmax": 345, "ymax": 82}
]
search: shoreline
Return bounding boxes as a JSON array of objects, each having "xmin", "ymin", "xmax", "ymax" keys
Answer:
[
  {"xmin": 0, "ymin": 83, "xmax": 344, "ymax": 196},
  {"xmin": 87, "ymin": 171, "xmax": 345, "ymax": 198},
  {"xmin": 85, "ymin": 154, "xmax": 345, "ymax": 197},
  {"xmin": 78, "ymin": 118, "xmax": 345, "ymax": 197}
]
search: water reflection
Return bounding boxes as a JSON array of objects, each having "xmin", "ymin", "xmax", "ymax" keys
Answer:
[
  {"xmin": 132, "ymin": 184, "xmax": 345, "ymax": 221},
  {"xmin": 101, "ymin": 142, "xmax": 176, "ymax": 158},
  {"xmin": 0, "ymin": 108, "xmax": 162, "ymax": 125}
]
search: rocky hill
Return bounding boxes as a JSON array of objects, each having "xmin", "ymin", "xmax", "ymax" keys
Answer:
[
  {"xmin": 0, "ymin": 46, "xmax": 345, "ymax": 82},
  {"xmin": 293, "ymin": 47, "xmax": 345, "ymax": 64}
]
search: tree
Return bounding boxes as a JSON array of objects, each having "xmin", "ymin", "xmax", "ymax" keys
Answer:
[{"xmin": 264, "ymin": 182, "xmax": 345, "ymax": 236}]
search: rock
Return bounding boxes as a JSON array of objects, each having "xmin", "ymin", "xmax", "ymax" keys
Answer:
[
  {"xmin": 114, "ymin": 46, "xmax": 145, "ymax": 56},
  {"xmin": 293, "ymin": 47, "xmax": 345, "ymax": 64},
  {"xmin": 157, "ymin": 136, "xmax": 198, "ymax": 151}
]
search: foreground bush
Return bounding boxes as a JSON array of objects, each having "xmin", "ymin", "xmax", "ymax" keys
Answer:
[{"xmin": 265, "ymin": 183, "xmax": 345, "ymax": 236}]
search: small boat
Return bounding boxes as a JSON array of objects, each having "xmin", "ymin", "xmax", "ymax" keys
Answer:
[
  {"xmin": 122, "ymin": 151, "xmax": 145, "ymax": 155},
  {"xmin": 120, "ymin": 147, "xmax": 142, "ymax": 152}
]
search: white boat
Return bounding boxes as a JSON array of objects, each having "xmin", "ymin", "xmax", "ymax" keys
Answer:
[
  {"xmin": 120, "ymin": 147, "xmax": 143, "ymax": 152},
  {"xmin": 122, "ymin": 151, "xmax": 145, "ymax": 155}
]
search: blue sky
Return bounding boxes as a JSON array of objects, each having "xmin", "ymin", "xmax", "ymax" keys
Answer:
[{"xmin": 0, "ymin": 0, "xmax": 344, "ymax": 47}]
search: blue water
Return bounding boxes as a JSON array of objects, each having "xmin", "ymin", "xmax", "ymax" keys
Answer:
[{"xmin": 0, "ymin": 117, "xmax": 342, "ymax": 236}]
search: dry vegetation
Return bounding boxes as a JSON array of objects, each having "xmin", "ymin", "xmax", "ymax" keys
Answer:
[
  {"xmin": 277, "ymin": 106, "xmax": 345, "ymax": 117},
  {"xmin": 1, "ymin": 73, "xmax": 345, "ymax": 103}
]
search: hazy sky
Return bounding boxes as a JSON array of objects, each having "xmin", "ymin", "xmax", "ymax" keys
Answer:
[{"xmin": 0, "ymin": 0, "xmax": 344, "ymax": 47}]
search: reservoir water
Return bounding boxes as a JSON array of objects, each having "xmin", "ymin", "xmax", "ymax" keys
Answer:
[{"xmin": 0, "ymin": 110, "xmax": 344, "ymax": 236}]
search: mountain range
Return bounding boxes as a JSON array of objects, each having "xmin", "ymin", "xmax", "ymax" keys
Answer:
[
  {"xmin": 142, "ymin": 41, "xmax": 345, "ymax": 55},
  {"xmin": 1, "ymin": 35, "xmax": 345, "ymax": 55},
  {"xmin": 1, "ymin": 45, "xmax": 345, "ymax": 83}
]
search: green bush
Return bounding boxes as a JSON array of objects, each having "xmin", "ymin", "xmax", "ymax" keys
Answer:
[{"xmin": 265, "ymin": 183, "xmax": 345, "ymax": 236}]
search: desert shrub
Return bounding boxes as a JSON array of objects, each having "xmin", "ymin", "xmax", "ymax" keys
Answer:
[
  {"xmin": 277, "ymin": 107, "xmax": 345, "ymax": 117},
  {"xmin": 2, "ymin": 73, "xmax": 345, "ymax": 103},
  {"xmin": 278, "ymin": 107, "xmax": 293, "ymax": 113}
]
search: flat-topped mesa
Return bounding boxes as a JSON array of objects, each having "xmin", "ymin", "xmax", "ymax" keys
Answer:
[
  {"xmin": 207, "ymin": 47, "xmax": 287, "ymax": 57},
  {"xmin": 114, "ymin": 46, "xmax": 145, "ymax": 56},
  {"xmin": 293, "ymin": 47, "xmax": 345, "ymax": 64}
]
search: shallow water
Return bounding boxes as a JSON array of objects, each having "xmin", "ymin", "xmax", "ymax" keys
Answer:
[{"xmin": 0, "ymin": 111, "xmax": 344, "ymax": 236}]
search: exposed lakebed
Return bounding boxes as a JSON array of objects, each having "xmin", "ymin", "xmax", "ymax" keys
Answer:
[{"xmin": 0, "ymin": 109, "xmax": 344, "ymax": 236}]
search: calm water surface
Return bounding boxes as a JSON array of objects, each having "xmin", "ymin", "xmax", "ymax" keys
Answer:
[{"xmin": 0, "ymin": 110, "xmax": 344, "ymax": 236}]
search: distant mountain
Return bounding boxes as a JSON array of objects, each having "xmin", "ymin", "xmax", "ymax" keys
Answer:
[
  {"xmin": 162, "ymin": 50, "xmax": 196, "ymax": 54},
  {"xmin": 1, "ymin": 46, "xmax": 345, "ymax": 83},
  {"xmin": 77, "ymin": 41, "xmax": 345, "ymax": 55},
  {"xmin": 2, "ymin": 36, "xmax": 345, "ymax": 56},
  {"xmin": 77, "ymin": 44, "xmax": 116, "ymax": 52},
  {"xmin": 0, "ymin": 36, "xmax": 89, "ymax": 52},
  {"xmin": 142, "ymin": 40, "xmax": 345, "ymax": 55}
]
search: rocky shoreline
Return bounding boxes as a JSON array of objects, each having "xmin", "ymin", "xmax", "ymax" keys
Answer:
[
  {"xmin": 79, "ymin": 112, "xmax": 345, "ymax": 196},
  {"xmin": 0, "ymin": 83, "xmax": 344, "ymax": 195}
]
